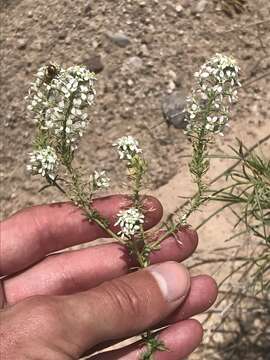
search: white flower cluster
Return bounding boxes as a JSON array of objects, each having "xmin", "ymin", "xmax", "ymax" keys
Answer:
[
  {"xmin": 115, "ymin": 207, "xmax": 145, "ymax": 238},
  {"xmin": 26, "ymin": 64, "xmax": 96, "ymax": 150},
  {"xmin": 185, "ymin": 54, "xmax": 241, "ymax": 136},
  {"xmin": 113, "ymin": 136, "xmax": 142, "ymax": 162},
  {"xmin": 27, "ymin": 146, "xmax": 58, "ymax": 179},
  {"xmin": 90, "ymin": 170, "xmax": 110, "ymax": 190}
]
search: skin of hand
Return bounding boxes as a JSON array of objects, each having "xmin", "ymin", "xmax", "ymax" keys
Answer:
[{"xmin": 0, "ymin": 195, "xmax": 218, "ymax": 360}]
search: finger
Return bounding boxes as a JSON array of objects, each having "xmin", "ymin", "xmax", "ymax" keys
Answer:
[
  {"xmin": 164, "ymin": 275, "xmax": 218, "ymax": 325},
  {"xmin": 83, "ymin": 275, "xmax": 217, "ymax": 356},
  {"xmin": 4, "ymin": 228, "xmax": 198, "ymax": 304},
  {"xmin": 0, "ymin": 195, "xmax": 162, "ymax": 276},
  {"xmin": 89, "ymin": 320, "xmax": 203, "ymax": 360},
  {"xmin": 39, "ymin": 261, "xmax": 191, "ymax": 357}
]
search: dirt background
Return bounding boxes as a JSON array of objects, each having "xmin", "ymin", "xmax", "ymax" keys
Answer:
[{"xmin": 1, "ymin": 0, "xmax": 270, "ymax": 359}]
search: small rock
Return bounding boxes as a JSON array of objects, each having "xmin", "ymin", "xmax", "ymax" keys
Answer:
[
  {"xmin": 167, "ymin": 80, "xmax": 176, "ymax": 93},
  {"xmin": 174, "ymin": 75, "xmax": 182, "ymax": 88},
  {"xmin": 108, "ymin": 32, "xmax": 131, "ymax": 47},
  {"xmin": 84, "ymin": 2, "xmax": 92, "ymax": 15},
  {"xmin": 168, "ymin": 70, "xmax": 177, "ymax": 80},
  {"xmin": 65, "ymin": 36, "xmax": 71, "ymax": 44},
  {"xmin": 161, "ymin": 91, "xmax": 187, "ymax": 129},
  {"xmin": 143, "ymin": 34, "xmax": 153, "ymax": 44},
  {"xmin": 92, "ymin": 39, "xmax": 99, "ymax": 49},
  {"xmin": 17, "ymin": 39, "xmax": 27, "ymax": 50},
  {"xmin": 181, "ymin": 0, "xmax": 191, "ymax": 8},
  {"xmin": 175, "ymin": 4, "xmax": 183, "ymax": 13},
  {"xmin": 58, "ymin": 30, "xmax": 67, "ymax": 40},
  {"xmin": 140, "ymin": 44, "xmax": 149, "ymax": 56},
  {"xmin": 127, "ymin": 79, "xmax": 134, "ymax": 86},
  {"xmin": 84, "ymin": 54, "xmax": 104, "ymax": 73},
  {"xmin": 192, "ymin": 0, "xmax": 207, "ymax": 13},
  {"xmin": 34, "ymin": 40, "xmax": 43, "ymax": 51},
  {"xmin": 122, "ymin": 56, "xmax": 143, "ymax": 73}
]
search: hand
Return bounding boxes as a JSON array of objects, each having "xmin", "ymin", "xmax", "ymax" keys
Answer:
[{"xmin": 0, "ymin": 195, "xmax": 217, "ymax": 360}]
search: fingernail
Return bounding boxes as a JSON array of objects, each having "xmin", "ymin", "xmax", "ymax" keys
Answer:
[{"xmin": 148, "ymin": 262, "xmax": 190, "ymax": 303}]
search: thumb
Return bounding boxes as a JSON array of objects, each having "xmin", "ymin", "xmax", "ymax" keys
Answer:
[{"xmin": 61, "ymin": 261, "xmax": 190, "ymax": 356}]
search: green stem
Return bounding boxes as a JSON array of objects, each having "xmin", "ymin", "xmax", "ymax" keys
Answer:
[
  {"xmin": 90, "ymin": 214, "xmax": 126, "ymax": 246},
  {"xmin": 53, "ymin": 181, "xmax": 67, "ymax": 195},
  {"xmin": 64, "ymin": 163, "xmax": 127, "ymax": 245}
]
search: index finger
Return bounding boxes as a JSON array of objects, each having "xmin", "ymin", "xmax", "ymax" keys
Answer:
[{"xmin": 0, "ymin": 195, "xmax": 163, "ymax": 276}]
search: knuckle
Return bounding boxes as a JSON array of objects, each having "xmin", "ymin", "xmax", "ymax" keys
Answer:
[
  {"xmin": 104, "ymin": 278, "xmax": 143, "ymax": 319},
  {"xmin": 21, "ymin": 295, "xmax": 62, "ymax": 326}
]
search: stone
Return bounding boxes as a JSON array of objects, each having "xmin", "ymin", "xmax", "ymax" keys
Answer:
[
  {"xmin": 92, "ymin": 40, "xmax": 99, "ymax": 49},
  {"xmin": 58, "ymin": 30, "xmax": 67, "ymax": 40},
  {"xmin": 181, "ymin": 0, "xmax": 191, "ymax": 8},
  {"xmin": 121, "ymin": 56, "xmax": 143, "ymax": 73},
  {"xmin": 192, "ymin": 0, "xmax": 207, "ymax": 13},
  {"xmin": 167, "ymin": 80, "xmax": 176, "ymax": 93},
  {"xmin": 161, "ymin": 91, "xmax": 187, "ymax": 129},
  {"xmin": 127, "ymin": 79, "xmax": 134, "ymax": 86},
  {"xmin": 108, "ymin": 32, "xmax": 131, "ymax": 47},
  {"xmin": 84, "ymin": 2, "xmax": 92, "ymax": 15},
  {"xmin": 143, "ymin": 34, "xmax": 153, "ymax": 44},
  {"xmin": 17, "ymin": 39, "xmax": 27, "ymax": 50},
  {"xmin": 84, "ymin": 54, "xmax": 104, "ymax": 73},
  {"xmin": 175, "ymin": 4, "xmax": 183, "ymax": 13},
  {"xmin": 140, "ymin": 44, "xmax": 149, "ymax": 56}
]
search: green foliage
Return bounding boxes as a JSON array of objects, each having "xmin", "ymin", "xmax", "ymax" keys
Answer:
[
  {"xmin": 140, "ymin": 331, "xmax": 167, "ymax": 360},
  {"xmin": 211, "ymin": 140, "xmax": 270, "ymax": 243}
]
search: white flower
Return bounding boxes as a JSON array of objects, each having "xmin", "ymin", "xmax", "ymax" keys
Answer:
[
  {"xmin": 184, "ymin": 54, "xmax": 241, "ymax": 136},
  {"xmin": 26, "ymin": 64, "xmax": 96, "ymax": 150},
  {"xmin": 115, "ymin": 208, "xmax": 144, "ymax": 238},
  {"xmin": 27, "ymin": 146, "xmax": 58, "ymax": 179},
  {"xmin": 113, "ymin": 136, "xmax": 142, "ymax": 161},
  {"xmin": 90, "ymin": 170, "xmax": 110, "ymax": 190}
]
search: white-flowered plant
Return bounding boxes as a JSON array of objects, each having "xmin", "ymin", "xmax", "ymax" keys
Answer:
[
  {"xmin": 168, "ymin": 54, "xmax": 242, "ymax": 225},
  {"xmin": 90, "ymin": 170, "xmax": 110, "ymax": 191},
  {"xmin": 113, "ymin": 135, "xmax": 142, "ymax": 162},
  {"xmin": 26, "ymin": 56, "xmax": 242, "ymax": 360},
  {"xmin": 184, "ymin": 53, "xmax": 241, "ymax": 137},
  {"xmin": 27, "ymin": 146, "xmax": 58, "ymax": 179},
  {"xmin": 115, "ymin": 208, "xmax": 145, "ymax": 238},
  {"xmin": 26, "ymin": 64, "xmax": 96, "ymax": 151}
]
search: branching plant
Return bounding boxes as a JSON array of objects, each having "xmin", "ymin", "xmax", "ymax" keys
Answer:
[
  {"xmin": 26, "ymin": 54, "xmax": 241, "ymax": 359},
  {"xmin": 184, "ymin": 140, "xmax": 270, "ymax": 359}
]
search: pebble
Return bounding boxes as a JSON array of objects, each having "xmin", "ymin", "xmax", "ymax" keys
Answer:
[
  {"xmin": 84, "ymin": 2, "xmax": 92, "ymax": 15},
  {"xmin": 142, "ymin": 34, "xmax": 153, "ymax": 44},
  {"xmin": 140, "ymin": 44, "xmax": 149, "ymax": 56},
  {"xmin": 58, "ymin": 30, "xmax": 67, "ymax": 40},
  {"xmin": 168, "ymin": 70, "xmax": 177, "ymax": 80},
  {"xmin": 127, "ymin": 79, "xmax": 134, "ymax": 86},
  {"xmin": 161, "ymin": 91, "xmax": 187, "ymax": 129},
  {"xmin": 17, "ymin": 39, "xmax": 27, "ymax": 50},
  {"xmin": 167, "ymin": 80, "xmax": 176, "ymax": 93},
  {"xmin": 84, "ymin": 54, "xmax": 104, "ymax": 73},
  {"xmin": 108, "ymin": 32, "xmax": 131, "ymax": 47},
  {"xmin": 122, "ymin": 56, "xmax": 143, "ymax": 73},
  {"xmin": 175, "ymin": 4, "xmax": 183, "ymax": 13},
  {"xmin": 181, "ymin": 0, "xmax": 191, "ymax": 8},
  {"xmin": 92, "ymin": 40, "xmax": 99, "ymax": 49},
  {"xmin": 192, "ymin": 0, "xmax": 207, "ymax": 13}
]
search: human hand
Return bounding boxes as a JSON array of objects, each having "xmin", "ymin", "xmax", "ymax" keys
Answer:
[{"xmin": 0, "ymin": 195, "xmax": 217, "ymax": 360}]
